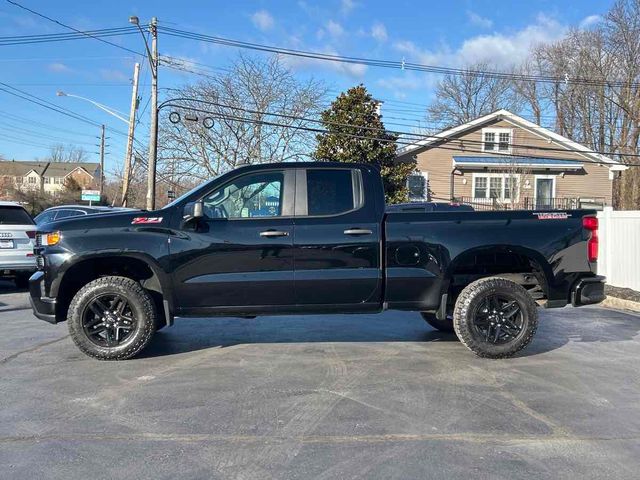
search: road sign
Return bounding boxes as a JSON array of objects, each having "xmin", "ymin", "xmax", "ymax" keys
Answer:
[{"xmin": 81, "ymin": 190, "xmax": 101, "ymax": 202}]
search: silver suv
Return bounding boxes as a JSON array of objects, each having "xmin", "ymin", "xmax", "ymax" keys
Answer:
[{"xmin": 0, "ymin": 202, "xmax": 36, "ymax": 288}]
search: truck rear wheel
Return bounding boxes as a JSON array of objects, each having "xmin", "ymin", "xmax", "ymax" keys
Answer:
[
  {"xmin": 453, "ymin": 277, "xmax": 538, "ymax": 359},
  {"xmin": 420, "ymin": 312, "xmax": 454, "ymax": 332},
  {"xmin": 67, "ymin": 276, "xmax": 157, "ymax": 360}
]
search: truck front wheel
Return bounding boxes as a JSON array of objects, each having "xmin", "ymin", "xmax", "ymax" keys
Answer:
[
  {"xmin": 453, "ymin": 277, "xmax": 538, "ymax": 359},
  {"xmin": 67, "ymin": 276, "xmax": 157, "ymax": 360}
]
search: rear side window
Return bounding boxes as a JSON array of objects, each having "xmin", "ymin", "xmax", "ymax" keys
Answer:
[
  {"xmin": 0, "ymin": 206, "xmax": 34, "ymax": 225},
  {"xmin": 306, "ymin": 169, "xmax": 359, "ymax": 216}
]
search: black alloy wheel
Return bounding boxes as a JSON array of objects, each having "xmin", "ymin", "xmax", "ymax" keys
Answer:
[
  {"xmin": 471, "ymin": 295, "xmax": 524, "ymax": 344},
  {"xmin": 82, "ymin": 293, "xmax": 137, "ymax": 347}
]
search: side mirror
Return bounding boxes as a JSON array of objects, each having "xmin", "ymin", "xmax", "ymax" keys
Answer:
[{"xmin": 183, "ymin": 200, "xmax": 204, "ymax": 221}]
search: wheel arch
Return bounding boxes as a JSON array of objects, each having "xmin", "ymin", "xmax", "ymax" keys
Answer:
[
  {"xmin": 53, "ymin": 252, "xmax": 173, "ymax": 323},
  {"xmin": 440, "ymin": 244, "xmax": 553, "ymax": 303}
]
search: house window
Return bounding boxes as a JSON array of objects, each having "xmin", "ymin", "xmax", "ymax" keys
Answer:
[
  {"xmin": 482, "ymin": 128, "xmax": 511, "ymax": 153},
  {"xmin": 15, "ymin": 177, "xmax": 22, "ymax": 184},
  {"xmin": 407, "ymin": 171, "xmax": 428, "ymax": 201},
  {"xmin": 473, "ymin": 174, "xmax": 519, "ymax": 201},
  {"xmin": 28, "ymin": 176, "xmax": 36, "ymax": 184},
  {"xmin": 474, "ymin": 177, "xmax": 488, "ymax": 199},
  {"xmin": 54, "ymin": 177, "xmax": 62, "ymax": 184},
  {"xmin": 44, "ymin": 177, "xmax": 50, "ymax": 184}
]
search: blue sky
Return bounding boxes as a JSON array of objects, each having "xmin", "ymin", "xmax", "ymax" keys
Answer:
[{"xmin": 0, "ymin": 0, "xmax": 614, "ymax": 172}]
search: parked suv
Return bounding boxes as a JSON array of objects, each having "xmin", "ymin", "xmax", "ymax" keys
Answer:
[{"xmin": 0, "ymin": 202, "xmax": 36, "ymax": 288}]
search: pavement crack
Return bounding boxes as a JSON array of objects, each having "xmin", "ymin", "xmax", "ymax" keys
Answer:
[{"xmin": 0, "ymin": 335, "xmax": 69, "ymax": 366}]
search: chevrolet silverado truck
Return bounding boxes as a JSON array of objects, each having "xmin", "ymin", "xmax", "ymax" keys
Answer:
[{"xmin": 29, "ymin": 162, "xmax": 605, "ymax": 360}]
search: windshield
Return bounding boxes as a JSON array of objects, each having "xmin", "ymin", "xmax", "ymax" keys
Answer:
[
  {"xmin": 0, "ymin": 206, "xmax": 35, "ymax": 225},
  {"xmin": 162, "ymin": 175, "xmax": 220, "ymax": 209}
]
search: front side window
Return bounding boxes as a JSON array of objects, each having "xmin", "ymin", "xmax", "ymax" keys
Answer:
[
  {"xmin": 306, "ymin": 169, "xmax": 357, "ymax": 216},
  {"xmin": 203, "ymin": 171, "xmax": 284, "ymax": 219}
]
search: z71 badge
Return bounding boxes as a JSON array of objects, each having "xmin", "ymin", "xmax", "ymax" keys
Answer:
[{"xmin": 131, "ymin": 217, "xmax": 163, "ymax": 225}]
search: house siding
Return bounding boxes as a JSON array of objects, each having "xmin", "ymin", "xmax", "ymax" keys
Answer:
[{"xmin": 397, "ymin": 118, "xmax": 613, "ymax": 205}]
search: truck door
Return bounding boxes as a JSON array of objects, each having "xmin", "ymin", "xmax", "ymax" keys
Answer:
[
  {"xmin": 293, "ymin": 168, "xmax": 382, "ymax": 311},
  {"xmin": 170, "ymin": 169, "xmax": 295, "ymax": 313}
]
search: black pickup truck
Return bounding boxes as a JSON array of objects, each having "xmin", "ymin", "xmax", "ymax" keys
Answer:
[{"xmin": 30, "ymin": 162, "xmax": 605, "ymax": 360}]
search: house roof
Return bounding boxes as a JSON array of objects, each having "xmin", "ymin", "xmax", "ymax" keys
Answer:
[
  {"xmin": 0, "ymin": 160, "xmax": 100, "ymax": 178},
  {"xmin": 453, "ymin": 156, "xmax": 584, "ymax": 170},
  {"xmin": 397, "ymin": 109, "xmax": 626, "ymax": 170}
]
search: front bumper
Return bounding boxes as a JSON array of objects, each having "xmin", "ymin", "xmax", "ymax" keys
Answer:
[
  {"xmin": 571, "ymin": 275, "xmax": 606, "ymax": 307},
  {"xmin": 29, "ymin": 271, "xmax": 58, "ymax": 324}
]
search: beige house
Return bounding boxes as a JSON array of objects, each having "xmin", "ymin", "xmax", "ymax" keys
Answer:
[
  {"xmin": 396, "ymin": 109, "xmax": 627, "ymax": 210},
  {"xmin": 0, "ymin": 160, "xmax": 100, "ymax": 200}
]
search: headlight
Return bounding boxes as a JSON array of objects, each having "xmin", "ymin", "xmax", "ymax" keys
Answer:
[{"xmin": 40, "ymin": 231, "xmax": 61, "ymax": 246}]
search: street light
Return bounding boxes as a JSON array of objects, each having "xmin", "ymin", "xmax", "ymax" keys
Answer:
[{"xmin": 56, "ymin": 91, "xmax": 129, "ymax": 123}]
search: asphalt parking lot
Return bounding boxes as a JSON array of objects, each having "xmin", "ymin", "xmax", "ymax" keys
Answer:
[{"xmin": 1, "ymin": 281, "xmax": 640, "ymax": 479}]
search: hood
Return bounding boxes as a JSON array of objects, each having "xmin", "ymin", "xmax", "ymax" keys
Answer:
[{"xmin": 38, "ymin": 209, "xmax": 166, "ymax": 232}]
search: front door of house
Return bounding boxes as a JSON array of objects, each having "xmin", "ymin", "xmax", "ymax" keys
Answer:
[{"xmin": 535, "ymin": 177, "xmax": 554, "ymax": 209}]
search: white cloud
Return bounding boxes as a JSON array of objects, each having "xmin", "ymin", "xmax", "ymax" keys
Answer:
[
  {"xmin": 392, "ymin": 13, "xmax": 566, "ymax": 71},
  {"xmin": 251, "ymin": 10, "xmax": 274, "ymax": 31},
  {"xmin": 466, "ymin": 10, "xmax": 493, "ymax": 29},
  {"xmin": 325, "ymin": 20, "xmax": 344, "ymax": 38},
  {"xmin": 371, "ymin": 22, "xmax": 388, "ymax": 42},
  {"xmin": 341, "ymin": 0, "xmax": 357, "ymax": 15},
  {"xmin": 580, "ymin": 14, "xmax": 602, "ymax": 28},
  {"xmin": 48, "ymin": 62, "xmax": 71, "ymax": 73}
]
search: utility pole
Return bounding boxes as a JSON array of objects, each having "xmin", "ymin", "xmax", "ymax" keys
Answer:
[
  {"xmin": 99, "ymin": 124, "xmax": 105, "ymax": 200},
  {"xmin": 121, "ymin": 62, "xmax": 140, "ymax": 207},
  {"xmin": 147, "ymin": 17, "xmax": 159, "ymax": 211},
  {"xmin": 130, "ymin": 15, "xmax": 159, "ymax": 211}
]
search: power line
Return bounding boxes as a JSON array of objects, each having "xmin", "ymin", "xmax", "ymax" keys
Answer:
[
  {"xmin": 160, "ymin": 106, "xmax": 640, "ymax": 166},
  {"xmin": 157, "ymin": 25, "xmax": 638, "ymax": 89},
  {"xmin": 5, "ymin": 0, "xmax": 144, "ymax": 56},
  {"xmin": 161, "ymin": 98, "xmax": 639, "ymax": 161},
  {"xmin": 0, "ymin": 26, "xmax": 139, "ymax": 46}
]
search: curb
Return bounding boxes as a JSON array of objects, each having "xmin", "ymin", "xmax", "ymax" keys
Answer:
[{"xmin": 602, "ymin": 296, "xmax": 640, "ymax": 313}]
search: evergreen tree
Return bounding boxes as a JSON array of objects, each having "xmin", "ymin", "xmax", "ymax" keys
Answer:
[{"xmin": 314, "ymin": 85, "xmax": 416, "ymax": 203}]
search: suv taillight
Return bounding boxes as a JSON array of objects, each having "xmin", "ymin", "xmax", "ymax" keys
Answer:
[
  {"xmin": 26, "ymin": 230, "xmax": 36, "ymax": 239},
  {"xmin": 583, "ymin": 216, "xmax": 598, "ymax": 262}
]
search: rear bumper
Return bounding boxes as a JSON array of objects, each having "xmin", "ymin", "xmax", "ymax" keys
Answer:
[
  {"xmin": 571, "ymin": 275, "xmax": 606, "ymax": 307},
  {"xmin": 29, "ymin": 271, "xmax": 58, "ymax": 324}
]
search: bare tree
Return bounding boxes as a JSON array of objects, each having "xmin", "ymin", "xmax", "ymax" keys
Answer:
[
  {"xmin": 158, "ymin": 54, "xmax": 328, "ymax": 184},
  {"xmin": 48, "ymin": 144, "xmax": 90, "ymax": 163},
  {"xmin": 427, "ymin": 62, "xmax": 523, "ymax": 128}
]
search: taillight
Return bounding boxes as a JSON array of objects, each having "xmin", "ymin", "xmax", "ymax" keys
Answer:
[
  {"xmin": 583, "ymin": 216, "xmax": 598, "ymax": 262},
  {"xmin": 26, "ymin": 230, "xmax": 36, "ymax": 239}
]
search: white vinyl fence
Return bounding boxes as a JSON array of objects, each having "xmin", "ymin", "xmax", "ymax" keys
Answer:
[{"xmin": 597, "ymin": 208, "xmax": 640, "ymax": 291}]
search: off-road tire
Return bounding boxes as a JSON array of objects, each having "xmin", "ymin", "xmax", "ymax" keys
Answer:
[
  {"xmin": 420, "ymin": 312, "xmax": 454, "ymax": 332},
  {"xmin": 453, "ymin": 277, "xmax": 538, "ymax": 359},
  {"xmin": 68, "ymin": 276, "xmax": 156, "ymax": 360}
]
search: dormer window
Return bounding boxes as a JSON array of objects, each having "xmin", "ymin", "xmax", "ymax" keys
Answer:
[{"xmin": 482, "ymin": 128, "xmax": 512, "ymax": 153}]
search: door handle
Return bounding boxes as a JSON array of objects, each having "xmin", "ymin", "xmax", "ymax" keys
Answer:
[
  {"xmin": 343, "ymin": 228, "xmax": 373, "ymax": 236},
  {"xmin": 259, "ymin": 230, "xmax": 290, "ymax": 238}
]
